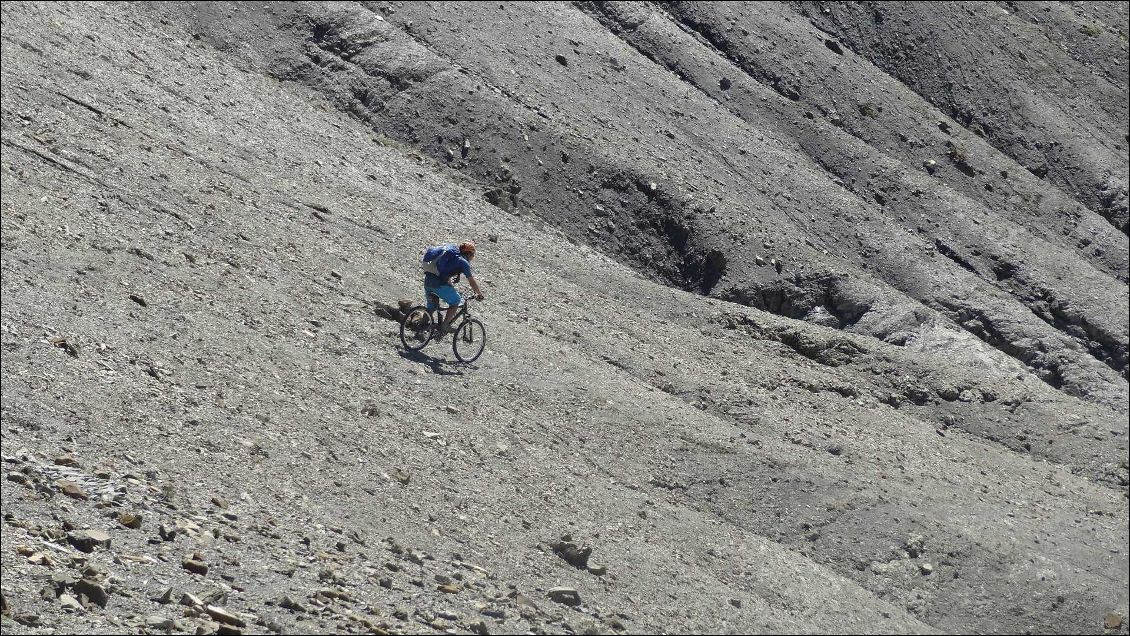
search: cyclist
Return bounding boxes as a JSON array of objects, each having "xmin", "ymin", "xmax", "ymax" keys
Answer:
[{"xmin": 421, "ymin": 241, "xmax": 484, "ymax": 335}]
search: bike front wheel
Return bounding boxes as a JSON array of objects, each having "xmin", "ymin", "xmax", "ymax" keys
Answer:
[
  {"xmin": 452, "ymin": 318, "xmax": 486, "ymax": 363},
  {"xmin": 399, "ymin": 306, "xmax": 435, "ymax": 351}
]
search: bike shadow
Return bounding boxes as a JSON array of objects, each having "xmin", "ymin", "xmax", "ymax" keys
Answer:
[{"xmin": 397, "ymin": 349, "xmax": 468, "ymax": 376}]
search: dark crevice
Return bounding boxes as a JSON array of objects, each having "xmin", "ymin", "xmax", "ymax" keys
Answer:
[
  {"xmin": 932, "ymin": 298, "xmax": 1077, "ymax": 393},
  {"xmin": 583, "ymin": 1, "xmax": 1128, "ymax": 402},
  {"xmin": 718, "ymin": 273, "xmax": 888, "ymax": 336},
  {"xmin": 933, "ymin": 239, "xmax": 979, "ymax": 275},
  {"xmin": 953, "ymin": 160, "xmax": 977, "ymax": 178},
  {"xmin": 1023, "ymin": 293, "xmax": 1129, "ymax": 379}
]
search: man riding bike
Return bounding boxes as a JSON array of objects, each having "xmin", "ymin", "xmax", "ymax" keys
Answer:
[{"xmin": 421, "ymin": 241, "xmax": 484, "ymax": 335}]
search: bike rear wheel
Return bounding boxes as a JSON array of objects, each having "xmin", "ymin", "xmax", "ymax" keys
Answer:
[
  {"xmin": 453, "ymin": 318, "xmax": 486, "ymax": 363},
  {"xmin": 399, "ymin": 306, "xmax": 435, "ymax": 351}
]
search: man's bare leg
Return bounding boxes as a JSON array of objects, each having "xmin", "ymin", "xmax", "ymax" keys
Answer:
[{"xmin": 442, "ymin": 305, "xmax": 459, "ymax": 331}]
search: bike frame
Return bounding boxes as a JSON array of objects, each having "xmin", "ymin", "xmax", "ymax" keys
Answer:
[{"xmin": 426, "ymin": 294, "xmax": 474, "ymax": 328}]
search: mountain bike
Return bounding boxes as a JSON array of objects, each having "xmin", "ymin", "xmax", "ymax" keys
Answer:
[{"xmin": 399, "ymin": 294, "xmax": 487, "ymax": 363}]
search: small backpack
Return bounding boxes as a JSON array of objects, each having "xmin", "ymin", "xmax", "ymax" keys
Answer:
[{"xmin": 421, "ymin": 244, "xmax": 455, "ymax": 276}]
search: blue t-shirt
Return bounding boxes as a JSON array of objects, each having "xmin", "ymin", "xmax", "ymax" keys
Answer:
[{"xmin": 423, "ymin": 244, "xmax": 473, "ymax": 287}]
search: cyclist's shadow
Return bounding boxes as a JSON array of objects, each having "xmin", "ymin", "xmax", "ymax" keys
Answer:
[{"xmin": 397, "ymin": 349, "xmax": 468, "ymax": 376}]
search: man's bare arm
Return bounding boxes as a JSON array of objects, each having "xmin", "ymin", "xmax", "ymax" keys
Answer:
[{"xmin": 467, "ymin": 275, "xmax": 484, "ymax": 299}]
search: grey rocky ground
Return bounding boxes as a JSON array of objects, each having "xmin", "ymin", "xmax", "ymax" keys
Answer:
[{"xmin": 1, "ymin": 2, "xmax": 1127, "ymax": 635}]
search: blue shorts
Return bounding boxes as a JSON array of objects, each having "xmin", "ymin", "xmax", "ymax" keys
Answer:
[{"xmin": 425, "ymin": 284, "xmax": 462, "ymax": 310}]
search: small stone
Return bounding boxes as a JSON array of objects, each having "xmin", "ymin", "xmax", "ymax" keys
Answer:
[
  {"xmin": 826, "ymin": 444, "xmax": 843, "ymax": 456},
  {"xmin": 58, "ymin": 593, "xmax": 84, "ymax": 612},
  {"xmin": 146, "ymin": 615, "xmax": 174, "ymax": 630},
  {"xmin": 27, "ymin": 551, "xmax": 54, "ymax": 566},
  {"xmin": 118, "ymin": 513, "xmax": 142, "ymax": 529},
  {"xmin": 547, "ymin": 587, "xmax": 581, "ymax": 606},
  {"xmin": 555, "ymin": 54, "xmax": 568, "ymax": 66},
  {"xmin": 14, "ymin": 613, "xmax": 41, "ymax": 626},
  {"xmin": 50, "ymin": 336, "xmax": 80, "ymax": 357},
  {"xmin": 153, "ymin": 587, "xmax": 174, "ymax": 604},
  {"xmin": 316, "ymin": 588, "xmax": 354, "ymax": 602},
  {"xmin": 73, "ymin": 578, "xmax": 109, "ymax": 608},
  {"xmin": 277, "ymin": 595, "xmax": 306, "ymax": 612},
  {"xmin": 919, "ymin": 562, "xmax": 934, "ymax": 575},
  {"xmin": 68, "ymin": 529, "xmax": 111, "ymax": 553},
  {"xmin": 1105, "ymin": 613, "xmax": 1122, "ymax": 630},
  {"xmin": 83, "ymin": 563, "xmax": 107, "ymax": 579},
  {"xmin": 586, "ymin": 563, "xmax": 607, "ymax": 576},
  {"xmin": 210, "ymin": 497, "xmax": 229, "ymax": 509},
  {"xmin": 481, "ymin": 607, "xmax": 506, "ymax": 619},
  {"xmin": 904, "ymin": 534, "xmax": 925, "ymax": 558},
  {"xmin": 52, "ymin": 572, "xmax": 78, "ymax": 589},
  {"xmin": 438, "ymin": 583, "xmax": 461, "ymax": 594},
  {"xmin": 54, "ymin": 454, "xmax": 81, "ymax": 468},
  {"xmin": 378, "ymin": 577, "xmax": 393, "ymax": 589},
  {"xmin": 487, "ymin": 233, "xmax": 499, "ymax": 243},
  {"xmin": 159, "ymin": 524, "xmax": 177, "ymax": 541},
  {"xmin": 182, "ymin": 559, "xmax": 209, "ymax": 575},
  {"xmin": 180, "ymin": 592, "xmax": 204, "ymax": 607},
  {"xmin": 729, "ymin": 598, "xmax": 742, "ymax": 609},
  {"xmin": 514, "ymin": 593, "xmax": 539, "ymax": 612},
  {"xmin": 57, "ymin": 480, "xmax": 88, "ymax": 499},
  {"xmin": 552, "ymin": 536, "xmax": 592, "ymax": 569},
  {"xmin": 445, "ymin": 405, "xmax": 459, "ymax": 414},
  {"xmin": 205, "ymin": 605, "xmax": 246, "ymax": 627}
]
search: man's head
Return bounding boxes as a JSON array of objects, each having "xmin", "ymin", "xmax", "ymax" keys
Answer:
[{"xmin": 459, "ymin": 241, "xmax": 476, "ymax": 259}]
